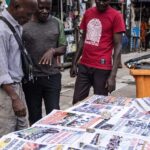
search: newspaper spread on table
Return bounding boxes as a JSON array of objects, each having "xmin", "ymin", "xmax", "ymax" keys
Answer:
[{"xmin": 0, "ymin": 95, "xmax": 150, "ymax": 150}]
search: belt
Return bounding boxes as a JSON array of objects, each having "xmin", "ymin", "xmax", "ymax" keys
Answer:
[
  {"xmin": 34, "ymin": 76, "xmax": 50, "ymax": 80},
  {"xmin": 34, "ymin": 73, "xmax": 60, "ymax": 80},
  {"xmin": 12, "ymin": 82, "xmax": 21, "ymax": 85}
]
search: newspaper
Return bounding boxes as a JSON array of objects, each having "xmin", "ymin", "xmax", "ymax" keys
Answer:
[
  {"xmin": 0, "ymin": 95, "xmax": 150, "ymax": 150},
  {"xmin": 74, "ymin": 130, "xmax": 150, "ymax": 150},
  {"xmin": 68, "ymin": 98, "xmax": 150, "ymax": 121},
  {"xmin": 120, "ymin": 106, "xmax": 150, "ymax": 121},
  {"xmin": 34, "ymin": 110, "xmax": 101, "ymax": 129},
  {"xmin": 94, "ymin": 117, "xmax": 150, "ymax": 138},
  {"xmin": 1, "ymin": 130, "xmax": 150, "ymax": 150},
  {"xmin": 64, "ymin": 148, "xmax": 81, "ymax": 150},
  {"xmin": 6, "ymin": 125, "xmax": 84, "ymax": 145},
  {"xmin": 132, "ymin": 97, "xmax": 150, "ymax": 113},
  {"xmin": 67, "ymin": 101, "xmax": 129, "ymax": 120},
  {"xmin": 85, "ymin": 95, "xmax": 132, "ymax": 106},
  {"xmin": 0, "ymin": 136, "xmax": 59, "ymax": 150}
]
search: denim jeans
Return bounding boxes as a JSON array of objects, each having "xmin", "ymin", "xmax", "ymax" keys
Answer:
[{"xmin": 22, "ymin": 73, "xmax": 61, "ymax": 125}]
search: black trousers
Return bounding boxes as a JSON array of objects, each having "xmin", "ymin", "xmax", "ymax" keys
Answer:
[
  {"xmin": 145, "ymin": 33, "xmax": 150, "ymax": 50},
  {"xmin": 22, "ymin": 73, "xmax": 61, "ymax": 125},
  {"xmin": 73, "ymin": 64, "xmax": 111, "ymax": 104}
]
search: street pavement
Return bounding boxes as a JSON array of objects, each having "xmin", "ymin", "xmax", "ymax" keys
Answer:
[{"xmin": 42, "ymin": 49, "xmax": 150, "ymax": 116}]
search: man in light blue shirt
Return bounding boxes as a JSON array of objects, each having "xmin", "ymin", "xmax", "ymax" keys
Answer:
[{"xmin": 0, "ymin": 0, "xmax": 37, "ymax": 136}]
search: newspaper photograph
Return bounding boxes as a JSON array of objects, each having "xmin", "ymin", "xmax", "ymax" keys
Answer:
[
  {"xmin": 0, "ymin": 136, "xmax": 58, "ymax": 150},
  {"xmin": 67, "ymin": 102, "xmax": 125, "ymax": 118},
  {"xmin": 121, "ymin": 106, "xmax": 150, "ymax": 121},
  {"xmin": 35, "ymin": 110, "xmax": 101, "ymax": 129},
  {"xmin": 85, "ymin": 95, "xmax": 132, "ymax": 106},
  {"xmin": 132, "ymin": 97, "xmax": 150, "ymax": 113},
  {"xmin": 94, "ymin": 117, "xmax": 150, "ymax": 138},
  {"xmin": 8, "ymin": 125, "xmax": 84, "ymax": 145},
  {"xmin": 65, "ymin": 148, "xmax": 81, "ymax": 150},
  {"xmin": 76, "ymin": 130, "xmax": 150, "ymax": 150}
]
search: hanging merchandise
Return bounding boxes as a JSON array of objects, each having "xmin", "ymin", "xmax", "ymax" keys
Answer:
[
  {"xmin": 5, "ymin": 0, "xmax": 10, "ymax": 6},
  {"xmin": 0, "ymin": 0, "xmax": 2, "ymax": 7},
  {"xmin": 0, "ymin": 0, "xmax": 6, "ymax": 11},
  {"xmin": 51, "ymin": 0, "xmax": 82, "ymax": 66},
  {"xmin": 130, "ymin": 0, "xmax": 150, "ymax": 51}
]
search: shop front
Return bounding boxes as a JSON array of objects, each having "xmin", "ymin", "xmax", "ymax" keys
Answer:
[{"xmin": 130, "ymin": 0, "xmax": 150, "ymax": 51}]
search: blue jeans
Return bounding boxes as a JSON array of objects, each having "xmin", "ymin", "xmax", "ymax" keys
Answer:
[{"xmin": 22, "ymin": 73, "xmax": 61, "ymax": 125}]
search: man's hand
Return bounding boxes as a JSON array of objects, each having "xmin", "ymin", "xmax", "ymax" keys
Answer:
[
  {"xmin": 2, "ymin": 84, "xmax": 26, "ymax": 117},
  {"xmin": 12, "ymin": 97, "xmax": 26, "ymax": 117},
  {"xmin": 70, "ymin": 64, "xmax": 78, "ymax": 77},
  {"xmin": 39, "ymin": 48, "xmax": 55, "ymax": 65},
  {"xmin": 105, "ymin": 76, "xmax": 116, "ymax": 93}
]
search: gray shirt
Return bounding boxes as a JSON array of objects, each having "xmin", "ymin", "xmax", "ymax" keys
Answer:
[
  {"xmin": 23, "ymin": 16, "xmax": 67, "ymax": 76},
  {"xmin": 0, "ymin": 9, "xmax": 23, "ymax": 85}
]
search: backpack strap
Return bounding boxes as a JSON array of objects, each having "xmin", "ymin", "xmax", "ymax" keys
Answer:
[{"xmin": 0, "ymin": 16, "xmax": 25, "ymax": 53}]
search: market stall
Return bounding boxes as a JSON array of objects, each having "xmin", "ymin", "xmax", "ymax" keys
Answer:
[
  {"xmin": 130, "ymin": 0, "xmax": 150, "ymax": 51},
  {"xmin": 52, "ymin": 0, "xmax": 85, "ymax": 67}
]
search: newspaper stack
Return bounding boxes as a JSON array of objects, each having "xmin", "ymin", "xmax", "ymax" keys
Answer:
[{"xmin": 0, "ymin": 95, "xmax": 150, "ymax": 150}]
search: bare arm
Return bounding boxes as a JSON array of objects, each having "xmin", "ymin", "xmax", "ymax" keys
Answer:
[
  {"xmin": 2, "ymin": 84, "xmax": 26, "ymax": 117},
  {"xmin": 53, "ymin": 45, "xmax": 66, "ymax": 56},
  {"xmin": 70, "ymin": 31, "xmax": 86, "ymax": 77},
  {"xmin": 39, "ymin": 45, "xmax": 66, "ymax": 65},
  {"xmin": 111, "ymin": 33, "xmax": 122, "ymax": 77},
  {"xmin": 106, "ymin": 33, "xmax": 122, "ymax": 93}
]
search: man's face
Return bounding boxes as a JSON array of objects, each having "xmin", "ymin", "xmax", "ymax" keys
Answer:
[
  {"xmin": 37, "ymin": 0, "xmax": 51, "ymax": 22},
  {"xmin": 95, "ymin": 0, "xmax": 110, "ymax": 12},
  {"xmin": 13, "ymin": 0, "xmax": 37, "ymax": 25}
]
